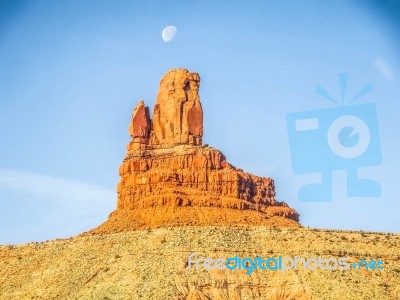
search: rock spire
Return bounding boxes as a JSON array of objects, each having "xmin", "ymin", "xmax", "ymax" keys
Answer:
[{"xmin": 88, "ymin": 69, "xmax": 299, "ymax": 234}]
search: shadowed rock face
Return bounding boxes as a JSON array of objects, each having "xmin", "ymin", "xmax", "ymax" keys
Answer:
[
  {"xmin": 128, "ymin": 99, "xmax": 151, "ymax": 144},
  {"xmin": 89, "ymin": 68, "xmax": 299, "ymax": 234}
]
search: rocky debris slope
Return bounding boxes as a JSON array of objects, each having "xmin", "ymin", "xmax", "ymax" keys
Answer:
[
  {"xmin": 88, "ymin": 69, "xmax": 299, "ymax": 234},
  {"xmin": 1, "ymin": 227, "xmax": 399, "ymax": 300}
]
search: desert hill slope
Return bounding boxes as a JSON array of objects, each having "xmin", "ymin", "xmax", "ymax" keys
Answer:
[{"xmin": 1, "ymin": 226, "xmax": 400, "ymax": 299}]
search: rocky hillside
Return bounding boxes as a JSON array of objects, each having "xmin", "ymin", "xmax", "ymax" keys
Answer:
[{"xmin": 1, "ymin": 226, "xmax": 399, "ymax": 299}]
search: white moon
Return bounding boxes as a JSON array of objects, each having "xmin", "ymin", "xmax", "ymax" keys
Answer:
[{"xmin": 162, "ymin": 26, "xmax": 177, "ymax": 42}]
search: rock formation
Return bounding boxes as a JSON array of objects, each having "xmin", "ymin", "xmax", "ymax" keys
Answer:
[
  {"xmin": 89, "ymin": 69, "xmax": 299, "ymax": 234},
  {"xmin": 152, "ymin": 69, "xmax": 203, "ymax": 146}
]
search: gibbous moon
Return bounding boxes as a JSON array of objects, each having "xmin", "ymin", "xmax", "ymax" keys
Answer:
[{"xmin": 162, "ymin": 26, "xmax": 177, "ymax": 42}]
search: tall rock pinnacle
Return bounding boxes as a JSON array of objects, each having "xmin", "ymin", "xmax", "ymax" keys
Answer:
[
  {"xmin": 88, "ymin": 69, "xmax": 299, "ymax": 234},
  {"xmin": 128, "ymin": 99, "xmax": 151, "ymax": 142},
  {"xmin": 153, "ymin": 69, "xmax": 203, "ymax": 146},
  {"xmin": 128, "ymin": 69, "xmax": 203, "ymax": 151}
]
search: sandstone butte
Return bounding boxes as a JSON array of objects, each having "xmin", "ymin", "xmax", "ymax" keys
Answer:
[{"xmin": 88, "ymin": 68, "xmax": 299, "ymax": 235}]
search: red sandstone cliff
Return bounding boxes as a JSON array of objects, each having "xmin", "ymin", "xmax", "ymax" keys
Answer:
[{"xmin": 89, "ymin": 69, "xmax": 299, "ymax": 234}]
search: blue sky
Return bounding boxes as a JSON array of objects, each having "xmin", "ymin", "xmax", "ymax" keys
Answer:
[{"xmin": 1, "ymin": 0, "xmax": 399, "ymax": 244}]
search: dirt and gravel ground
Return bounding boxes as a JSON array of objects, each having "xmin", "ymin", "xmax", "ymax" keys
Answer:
[{"xmin": 1, "ymin": 226, "xmax": 399, "ymax": 300}]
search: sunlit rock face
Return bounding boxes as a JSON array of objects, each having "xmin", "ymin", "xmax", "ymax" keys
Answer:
[
  {"xmin": 152, "ymin": 69, "xmax": 203, "ymax": 146},
  {"xmin": 89, "ymin": 69, "xmax": 299, "ymax": 234}
]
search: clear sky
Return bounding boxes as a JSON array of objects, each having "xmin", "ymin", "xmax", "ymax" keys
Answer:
[{"xmin": 1, "ymin": 0, "xmax": 399, "ymax": 244}]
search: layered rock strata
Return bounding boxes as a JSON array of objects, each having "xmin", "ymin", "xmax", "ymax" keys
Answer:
[{"xmin": 89, "ymin": 69, "xmax": 299, "ymax": 234}]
